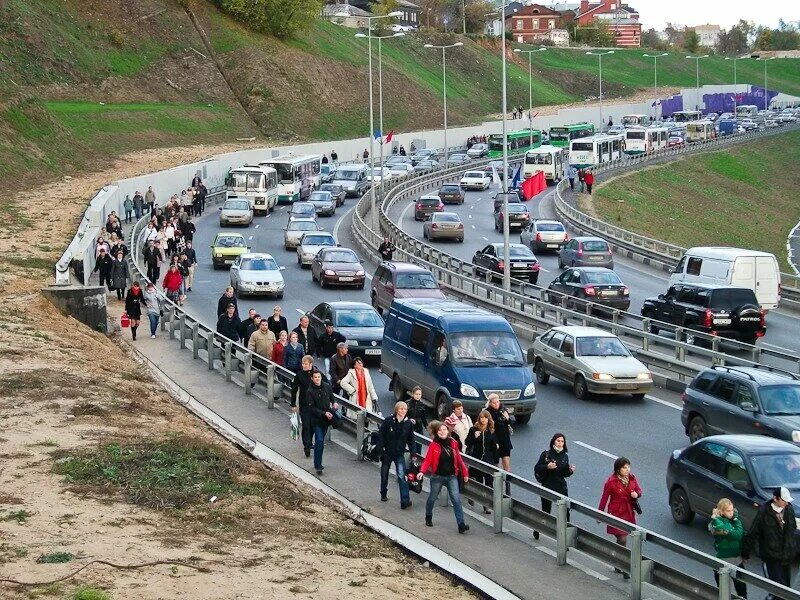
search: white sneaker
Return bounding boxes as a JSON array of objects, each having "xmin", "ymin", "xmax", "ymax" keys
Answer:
[{"xmin": 151, "ymin": 335, "xmax": 156, "ymax": 339}]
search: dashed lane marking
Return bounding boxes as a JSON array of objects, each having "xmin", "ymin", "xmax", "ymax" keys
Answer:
[
  {"xmin": 645, "ymin": 395, "xmax": 681, "ymax": 410},
  {"xmin": 482, "ymin": 236, "xmax": 488, "ymax": 241},
  {"xmin": 574, "ymin": 441, "xmax": 618, "ymax": 460},
  {"xmin": 255, "ymin": 224, "xmax": 261, "ymax": 228}
]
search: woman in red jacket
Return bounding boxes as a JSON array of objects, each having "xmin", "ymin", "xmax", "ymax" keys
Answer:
[
  {"xmin": 161, "ymin": 264, "xmax": 183, "ymax": 304},
  {"xmin": 418, "ymin": 421, "xmax": 470, "ymax": 533},
  {"xmin": 598, "ymin": 456, "xmax": 643, "ymax": 579},
  {"xmin": 584, "ymin": 170, "xmax": 595, "ymax": 194}
]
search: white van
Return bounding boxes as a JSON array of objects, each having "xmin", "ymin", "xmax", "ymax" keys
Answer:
[
  {"xmin": 331, "ymin": 164, "xmax": 370, "ymax": 198},
  {"xmin": 669, "ymin": 247, "xmax": 781, "ymax": 310}
]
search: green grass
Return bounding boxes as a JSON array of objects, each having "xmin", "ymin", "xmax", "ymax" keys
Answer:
[
  {"xmin": 36, "ymin": 551, "xmax": 74, "ymax": 564},
  {"xmin": 0, "ymin": 509, "xmax": 32, "ymax": 524},
  {"xmin": 72, "ymin": 587, "xmax": 111, "ymax": 600},
  {"xmin": 592, "ymin": 130, "xmax": 800, "ymax": 272}
]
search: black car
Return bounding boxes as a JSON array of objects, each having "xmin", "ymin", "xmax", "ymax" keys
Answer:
[
  {"xmin": 306, "ymin": 301, "xmax": 384, "ymax": 361},
  {"xmin": 681, "ymin": 365, "xmax": 800, "ymax": 444},
  {"xmin": 641, "ymin": 283, "xmax": 766, "ymax": 346},
  {"xmin": 319, "ymin": 183, "xmax": 346, "ymax": 207},
  {"xmin": 494, "ymin": 203, "xmax": 530, "ymax": 231},
  {"xmin": 666, "ymin": 435, "xmax": 800, "ymax": 541},
  {"xmin": 493, "ymin": 191, "xmax": 522, "ymax": 213},
  {"xmin": 438, "ymin": 183, "xmax": 465, "ymax": 205},
  {"xmin": 473, "ymin": 243, "xmax": 540, "ymax": 284},
  {"xmin": 547, "ymin": 267, "xmax": 630, "ymax": 312}
]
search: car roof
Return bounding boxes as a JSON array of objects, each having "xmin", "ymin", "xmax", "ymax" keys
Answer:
[
  {"xmin": 380, "ymin": 261, "xmax": 433, "ymax": 273},
  {"xmin": 300, "ymin": 231, "xmax": 334, "ymax": 239},
  {"xmin": 215, "ymin": 232, "xmax": 245, "ymax": 240},
  {"xmin": 239, "ymin": 252, "xmax": 275, "ymax": 260},
  {"xmin": 683, "ymin": 247, "xmax": 775, "ymax": 260},
  {"xmin": 490, "ymin": 243, "xmax": 528, "ymax": 250},
  {"xmin": 548, "ymin": 325, "xmax": 618, "ymax": 338},
  {"xmin": 420, "ymin": 194, "xmax": 442, "ymax": 200},
  {"xmin": 432, "ymin": 212, "xmax": 461, "ymax": 219},
  {"xmin": 569, "ymin": 266, "xmax": 615, "ymax": 273},
  {"xmin": 534, "ymin": 219, "xmax": 564, "ymax": 225},
  {"xmin": 693, "ymin": 434, "xmax": 800, "ymax": 455},
  {"xmin": 572, "ymin": 236, "xmax": 607, "ymax": 242},
  {"xmin": 704, "ymin": 365, "xmax": 800, "ymax": 385},
  {"xmin": 671, "ymin": 282, "xmax": 753, "ymax": 292},
  {"xmin": 326, "ymin": 301, "xmax": 374, "ymax": 310}
]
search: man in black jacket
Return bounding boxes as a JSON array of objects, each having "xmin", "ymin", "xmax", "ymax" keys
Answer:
[
  {"xmin": 93, "ymin": 248, "xmax": 113, "ymax": 291},
  {"xmin": 328, "ymin": 342, "xmax": 353, "ymax": 396},
  {"xmin": 291, "ymin": 356, "xmax": 318, "ymax": 457},
  {"xmin": 306, "ymin": 370, "xmax": 338, "ymax": 474},
  {"xmin": 183, "ymin": 240, "xmax": 197, "ymax": 291},
  {"xmin": 378, "ymin": 236, "xmax": 395, "ymax": 262},
  {"xmin": 377, "ymin": 401, "xmax": 414, "ymax": 508},
  {"xmin": 317, "ymin": 320, "xmax": 346, "ymax": 371},
  {"xmin": 239, "ymin": 310, "xmax": 261, "ymax": 342},
  {"xmin": 743, "ymin": 487, "xmax": 797, "ymax": 596},
  {"xmin": 292, "ymin": 315, "xmax": 317, "ymax": 356},
  {"xmin": 216, "ymin": 304, "xmax": 241, "ymax": 342},
  {"xmin": 217, "ymin": 287, "xmax": 238, "ymax": 318}
]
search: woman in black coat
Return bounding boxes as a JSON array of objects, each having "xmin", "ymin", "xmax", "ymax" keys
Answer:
[
  {"xmin": 486, "ymin": 393, "xmax": 512, "ymax": 472},
  {"xmin": 266, "ymin": 306, "xmax": 288, "ymax": 339},
  {"xmin": 465, "ymin": 409, "xmax": 499, "ymax": 514},
  {"xmin": 124, "ymin": 281, "xmax": 145, "ymax": 341},
  {"xmin": 533, "ymin": 432, "xmax": 576, "ymax": 539}
]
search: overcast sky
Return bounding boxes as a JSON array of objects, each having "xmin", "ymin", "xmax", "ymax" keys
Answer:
[{"xmin": 634, "ymin": 1, "xmax": 800, "ymax": 30}]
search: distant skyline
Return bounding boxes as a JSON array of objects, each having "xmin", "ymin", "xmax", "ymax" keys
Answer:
[{"xmin": 633, "ymin": 1, "xmax": 799, "ymax": 31}]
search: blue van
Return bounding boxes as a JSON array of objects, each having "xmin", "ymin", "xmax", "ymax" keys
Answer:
[{"xmin": 381, "ymin": 298, "xmax": 536, "ymax": 424}]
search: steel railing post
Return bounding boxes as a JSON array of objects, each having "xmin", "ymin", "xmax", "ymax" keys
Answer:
[
  {"xmin": 169, "ymin": 308, "xmax": 177, "ymax": 339},
  {"xmin": 356, "ymin": 411, "xmax": 366, "ymax": 460},
  {"xmin": 244, "ymin": 354, "xmax": 253, "ymax": 395},
  {"xmin": 717, "ymin": 565, "xmax": 733, "ymax": 600},
  {"xmin": 178, "ymin": 314, "xmax": 186, "ymax": 349},
  {"xmin": 208, "ymin": 334, "xmax": 216, "ymax": 370},
  {"xmin": 224, "ymin": 342, "xmax": 232, "ymax": 382},
  {"xmin": 629, "ymin": 530, "xmax": 644, "ymax": 600},
  {"xmin": 266, "ymin": 365, "xmax": 275, "ymax": 409},
  {"xmin": 192, "ymin": 323, "xmax": 200, "ymax": 359},
  {"xmin": 492, "ymin": 470, "xmax": 505, "ymax": 533},
  {"xmin": 556, "ymin": 498, "xmax": 569, "ymax": 565}
]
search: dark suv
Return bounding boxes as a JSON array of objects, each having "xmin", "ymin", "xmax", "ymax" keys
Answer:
[
  {"xmin": 370, "ymin": 262, "xmax": 445, "ymax": 314},
  {"xmin": 681, "ymin": 365, "xmax": 800, "ymax": 444},
  {"xmin": 641, "ymin": 283, "xmax": 766, "ymax": 346}
]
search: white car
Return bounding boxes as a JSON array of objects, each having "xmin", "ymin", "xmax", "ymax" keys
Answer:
[
  {"xmin": 367, "ymin": 166, "xmax": 393, "ymax": 183},
  {"xmin": 297, "ymin": 231, "xmax": 337, "ymax": 267},
  {"xmin": 765, "ymin": 119, "xmax": 780, "ymax": 128},
  {"xmin": 466, "ymin": 143, "xmax": 488, "ymax": 158},
  {"xmin": 778, "ymin": 112, "xmax": 797, "ymax": 123},
  {"xmin": 230, "ymin": 253, "xmax": 285, "ymax": 298},
  {"xmin": 388, "ymin": 163, "xmax": 414, "ymax": 177},
  {"xmin": 460, "ymin": 170, "xmax": 491, "ymax": 191}
]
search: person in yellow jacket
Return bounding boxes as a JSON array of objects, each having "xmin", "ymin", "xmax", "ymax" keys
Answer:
[{"xmin": 248, "ymin": 319, "xmax": 276, "ymax": 359}]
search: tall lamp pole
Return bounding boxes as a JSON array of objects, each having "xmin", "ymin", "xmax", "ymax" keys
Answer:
[
  {"xmin": 643, "ymin": 53, "xmax": 668, "ymax": 122},
  {"xmin": 757, "ymin": 57, "xmax": 776, "ymax": 111},
  {"xmin": 586, "ymin": 50, "xmax": 614, "ymax": 130},
  {"xmin": 514, "ymin": 46, "xmax": 547, "ymax": 147},
  {"xmin": 685, "ymin": 54, "xmax": 709, "ymax": 112},
  {"xmin": 424, "ymin": 42, "xmax": 464, "ymax": 168}
]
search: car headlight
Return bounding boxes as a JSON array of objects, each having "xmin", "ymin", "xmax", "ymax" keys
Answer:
[
  {"xmin": 356, "ymin": 270, "xmax": 365, "ymax": 276},
  {"xmin": 592, "ymin": 373, "xmax": 613, "ymax": 381},
  {"xmin": 325, "ymin": 270, "xmax": 336, "ymax": 276},
  {"xmin": 460, "ymin": 383, "xmax": 480, "ymax": 398},
  {"xmin": 524, "ymin": 382, "xmax": 536, "ymax": 397},
  {"xmin": 214, "ymin": 252, "xmax": 223, "ymax": 258},
  {"xmin": 792, "ymin": 430, "xmax": 800, "ymax": 443},
  {"xmin": 346, "ymin": 340, "xmax": 358, "ymax": 347},
  {"xmin": 636, "ymin": 373, "xmax": 651, "ymax": 381}
]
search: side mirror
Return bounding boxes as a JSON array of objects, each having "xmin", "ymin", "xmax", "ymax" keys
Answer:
[
  {"xmin": 279, "ymin": 266, "xmax": 286, "ymax": 271},
  {"xmin": 247, "ymin": 246, "xmax": 252, "ymax": 250},
  {"xmin": 218, "ymin": 207, "xmax": 223, "ymax": 211},
  {"xmin": 337, "ymin": 243, "xmax": 342, "ymax": 247},
  {"xmin": 740, "ymin": 402, "xmax": 758, "ymax": 412},
  {"xmin": 657, "ymin": 294, "xmax": 666, "ymax": 301}
]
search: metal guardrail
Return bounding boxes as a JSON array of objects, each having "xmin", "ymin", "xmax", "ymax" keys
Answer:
[{"xmin": 121, "ymin": 210, "xmax": 799, "ymax": 600}]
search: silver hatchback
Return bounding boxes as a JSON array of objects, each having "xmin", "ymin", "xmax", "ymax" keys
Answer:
[
  {"xmin": 558, "ymin": 237, "xmax": 613, "ymax": 269},
  {"xmin": 521, "ymin": 219, "xmax": 568, "ymax": 252},
  {"xmin": 219, "ymin": 198, "xmax": 254, "ymax": 227}
]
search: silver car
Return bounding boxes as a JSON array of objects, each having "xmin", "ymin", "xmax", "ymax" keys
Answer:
[
  {"xmin": 297, "ymin": 231, "xmax": 337, "ymax": 267},
  {"xmin": 521, "ymin": 219, "xmax": 568, "ymax": 252},
  {"xmin": 309, "ymin": 191, "xmax": 336, "ymax": 217},
  {"xmin": 446, "ymin": 153, "xmax": 471, "ymax": 167},
  {"xmin": 283, "ymin": 218, "xmax": 320, "ymax": 250},
  {"xmin": 230, "ymin": 253, "xmax": 285, "ymax": 298},
  {"xmin": 423, "ymin": 212, "xmax": 464, "ymax": 242},
  {"xmin": 287, "ymin": 202, "xmax": 316, "ymax": 223},
  {"xmin": 466, "ymin": 143, "xmax": 488, "ymax": 158},
  {"xmin": 219, "ymin": 198, "xmax": 253, "ymax": 227},
  {"xmin": 532, "ymin": 326, "xmax": 652, "ymax": 400},
  {"xmin": 558, "ymin": 237, "xmax": 613, "ymax": 269}
]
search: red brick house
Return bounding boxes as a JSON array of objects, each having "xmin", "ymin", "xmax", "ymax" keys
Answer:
[
  {"xmin": 506, "ymin": 4, "xmax": 562, "ymax": 44},
  {"xmin": 576, "ymin": 0, "xmax": 641, "ymax": 47}
]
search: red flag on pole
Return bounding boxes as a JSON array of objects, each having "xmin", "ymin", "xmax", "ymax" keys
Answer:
[
  {"xmin": 521, "ymin": 171, "xmax": 545, "ymax": 200},
  {"xmin": 384, "ymin": 129, "xmax": 394, "ymax": 144}
]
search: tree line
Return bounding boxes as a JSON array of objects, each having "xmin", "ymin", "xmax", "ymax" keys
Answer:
[{"xmin": 642, "ymin": 20, "xmax": 800, "ymax": 54}]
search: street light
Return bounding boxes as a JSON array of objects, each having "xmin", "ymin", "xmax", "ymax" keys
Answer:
[
  {"xmin": 424, "ymin": 42, "xmax": 463, "ymax": 168},
  {"xmin": 643, "ymin": 52, "xmax": 668, "ymax": 122},
  {"xmin": 514, "ymin": 47, "xmax": 547, "ymax": 147},
  {"xmin": 586, "ymin": 51, "xmax": 614, "ymax": 130},
  {"xmin": 349, "ymin": 10, "xmax": 403, "ymax": 229},
  {"xmin": 356, "ymin": 31, "xmax": 405, "ymax": 203},
  {"xmin": 685, "ymin": 54, "xmax": 710, "ymax": 112},
  {"xmin": 725, "ymin": 55, "xmax": 750, "ymax": 117},
  {"xmin": 756, "ymin": 57, "xmax": 777, "ymax": 111}
]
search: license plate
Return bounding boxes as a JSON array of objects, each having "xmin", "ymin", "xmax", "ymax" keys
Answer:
[
  {"xmin": 224, "ymin": 259, "xmax": 234, "ymax": 264},
  {"xmin": 365, "ymin": 348, "xmax": 381, "ymax": 355},
  {"xmin": 601, "ymin": 290, "xmax": 617, "ymax": 297},
  {"xmin": 714, "ymin": 318, "xmax": 732, "ymax": 326},
  {"xmin": 339, "ymin": 277, "xmax": 354, "ymax": 282},
  {"xmin": 513, "ymin": 263, "xmax": 527, "ymax": 267},
  {"xmin": 616, "ymin": 383, "xmax": 639, "ymax": 390},
  {"xmin": 589, "ymin": 256, "xmax": 602, "ymax": 260},
  {"xmin": 547, "ymin": 244, "xmax": 559, "ymax": 248}
]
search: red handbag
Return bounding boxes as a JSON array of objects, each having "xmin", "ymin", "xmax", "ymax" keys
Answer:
[{"xmin": 120, "ymin": 312, "xmax": 131, "ymax": 328}]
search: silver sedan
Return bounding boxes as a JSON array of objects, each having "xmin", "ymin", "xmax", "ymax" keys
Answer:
[
  {"xmin": 423, "ymin": 212, "xmax": 464, "ymax": 242},
  {"xmin": 219, "ymin": 198, "xmax": 253, "ymax": 227}
]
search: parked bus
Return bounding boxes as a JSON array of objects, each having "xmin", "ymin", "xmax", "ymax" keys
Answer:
[
  {"xmin": 522, "ymin": 145, "xmax": 568, "ymax": 183},
  {"xmin": 672, "ymin": 110, "xmax": 702, "ymax": 123},
  {"xmin": 735, "ymin": 104, "xmax": 758, "ymax": 119},
  {"xmin": 258, "ymin": 154, "xmax": 322, "ymax": 204},
  {"xmin": 685, "ymin": 120, "xmax": 716, "ymax": 143},
  {"xmin": 225, "ymin": 165, "xmax": 279, "ymax": 215},
  {"xmin": 621, "ymin": 114, "xmax": 649, "ymax": 128},
  {"xmin": 568, "ymin": 134, "xmax": 624, "ymax": 169},
  {"xmin": 488, "ymin": 129, "xmax": 543, "ymax": 158},
  {"xmin": 623, "ymin": 126, "xmax": 669, "ymax": 155},
  {"xmin": 548, "ymin": 123, "xmax": 595, "ymax": 148}
]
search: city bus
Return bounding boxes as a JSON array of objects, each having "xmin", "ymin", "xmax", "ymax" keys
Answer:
[
  {"xmin": 522, "ymin": 145, "xmax": 568, "ymax": 183},
  {"xmin": 487, "ymin": 129, "xmax": 543, "ymax": 158},
  {"xmin": 258, "ymin": 154, "xmax": 322, "ymax": 204},
  {"xmin": 225, "ymin": 165, "xmax": 279, "ymax": 215},
  {"xmin": 672, "ymin": 110, "xmax": 703, "ymax": 123},
  {"xmin": 686, "ymin": 120, "xmax": 716, "ymax": 143},
  {"xmin": 568, "ymin": 134, "xmax": 624, "ymax": 169},
  {"xmin": 621, "ymin": 114, "xmax": 649, "ymax": 128},
  {"xmin": 548, "ymin": 123, "xmax": 595, "ymax": 148},
  {"xmin": 623, "ymin": 126, "xmax": 669, "ymax": 155},
  {"xmin": 735, "ymin": 104, "xmax": 758, "ymax": 119}
]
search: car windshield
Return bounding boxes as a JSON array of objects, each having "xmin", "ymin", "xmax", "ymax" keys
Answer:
[
  {"xmin": 395, "ymin": 272, "xmax": 438, "ymax": 289},
  {"xmin": 576, "ymin": 336, "xmax": 630, "ymax": 357},
  {"xmin": 291, "ymin": 203, "xmax": 314, "ymax": 214},
  {"xmin": 371, "ymin": 168, "xmax": 386, "ymax": 176},
  {"xmin": 525, "ymin": 153, "xmax": 553, "ymax": 165},
  {"xmin": 336, "ymin": 310, "xmax": 383, "ymax": 328},
  {"xmin": 337, "ymin": 169, "xmax": 361, "ymax": 181},
  {"xmin": 240, "ymin": 258, "xmax": 278, "ymax": 271},
  {"xmin": 289, "ymin": 221, "xmax": 317, "ymax": 231},
  {"xmin": 215, "ymin": 236, "xmax": 246, "ymax": 248},
  {"xmin": 464, "ymin": 172, "xmax": 484, "ymax": 178},
  {"xmin": 310, "ymin": 192, "xmax": 331, "ymax": 202},
  {"xmin": 441, "ymin": 185, "xmax": 460, "ymax": 192},
  {"xmin": 584, "ymin": 271, "xmax": 622, "ymax": 285},
  {"xmin": 302, "ymin": 235, "xmax": 335, "ymax": 246},
  {"xmin": 581, "ymin": 240, "xmax": 609, "ymax": 252},
  {"xmin": 759, "ymin": 385, "xmax": 800, "ymax": 415},
  {"xmin": 751, "ymin": 453, "xmax": 800, "ymax": 490},
  {"xmin": 505, "ymin": 246, "xmax": 534, "ymax": 258},
  {"xmin": 323, "ymin": 250, "xmax": 358, "ymax": 263},
  {"xmin": 434, "ymin": 214, "xmax": 460, "ymax": 223},
  {"xmin": 537, "ymin": 223, "xmax": 565, "ymax": 232},
  {"xmin": 320, "ymin": 185, "xmax": 341, "ymax": 193},
  {"xmin": 223, "ymin": 201, "xmax": 250, "ymax": 211},
  {"xmin": 420, "ymin": 198, "xmax": 440, "ymax": 206},
  {"xmin": 448, "ymin": 332, "xmax": 525, "ymax": 366}
]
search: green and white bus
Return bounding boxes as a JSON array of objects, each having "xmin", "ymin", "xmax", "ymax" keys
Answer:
[
  {"xmin": 258, "ymin": 154, "xmax": 322, "ymax": 204},
  {"xmin": 487, "ymin": 129, "xmax": 543, "ymax": 158},
  {"xmin": 225, "ymin": 165, "xmax": 279, "ymax": 215},
  {"xmin": 548, "ymin": 123, "xmax": 595, "ymax": 148}
]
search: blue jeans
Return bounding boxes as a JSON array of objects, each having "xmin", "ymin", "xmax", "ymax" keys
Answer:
[
  {"xmin": 313, "ymin": 425, "xmax": 328, "ymax": 470},
  {"xmin": 148, "ymin": 313, "xmax": 159, "ymax": 336},
  {"xmin": 425, "ymin": 475, "xmax": 465, "ymax": 525},
  {"xmin": 380, "ymin": 455, "xmax": 410, "ymax": 503}
]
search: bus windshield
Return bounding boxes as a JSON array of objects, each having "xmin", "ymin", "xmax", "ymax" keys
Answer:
[
  {"xmin": 572, "ymin": 142, "xmax": 593, "ymax": 151},
  {"xmin": 488, "ymin": 136, "xmax": 506, "ymax": 152},
  {"xmin": 229, "ymin": 172, "xmax": 264, "ymax": 190},
  {"xmin": 526, "ymin": 153, "xmax": 553, "ymax": 164},
  {"xmin": 626, "ymin": 131, "xmax": 646, "ymax": 140},
  {"xmin": 262, "ymin": 163, "xmax": 294, "ymax": 184}
]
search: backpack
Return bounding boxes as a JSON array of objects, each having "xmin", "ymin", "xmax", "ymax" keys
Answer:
[
  {"xmin": 361, "ymin": 430, "xmax": 381, "ymax": 462},
  {"xmin": 534, "ymin": 452, "xmax": 549, "ymax": 484},
  {"xmin": 406, "ymin": 454, "xmax": 423, "ymax": 494}
]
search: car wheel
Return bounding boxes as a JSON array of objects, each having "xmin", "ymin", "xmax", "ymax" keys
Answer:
[
  {"xmin": 435, "ymin": 394, "xmax": 449, "ymax": 420},
  {"xmin": 311, "ymin": 269, "xmax": 317, "ymax": 282},
  {"xmin": 669, "ymin": 487, "xmax": 695, "ymax": 525},
  {"xmin": 534, "ymin": 360, "xmax": 549, "ymax": 384},
  {"xmin": 743, "ymin": 335, "xmax": 757, "ymax": 346},
  {"xmin": 358, "ymin": 283, "xmax": 365, "ymax": 290},
  {"xmin": 392, "ymin": 375, "xmax": 406, "ymax": 403},
  {"xmin": 688, "ymin": 416, "xmax": 708, "ymax": 443},
  {"xmin": 514, "ymin": 413, "xmax": 531, "ymax": 425},
  {"xmin": 458, "ymin": 238, "xmax": 464, "ymax": 243},
  {"xmin": 573, "ymin": 375, "xmax": 588, "ymax": 400}
]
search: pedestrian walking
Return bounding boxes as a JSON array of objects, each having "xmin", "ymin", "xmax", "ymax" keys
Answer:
[
  {"xmin": 110, "ymin": 250, "xmax": 129, "ymax": 300},
  {"xmin": 376, "ymin": 401, "xmax": 414, "ymax": 507},
  {"xmin": 585, "ymin": 170, "xmax": 595, "ymax": 194},
  {"xmin": 183, "ymin": 240, "xmax": 196, "ymax": 291},
  {"xmin": 247, "ymin": 319, "xmax": 276, "ymax": 359},
  {"xmin": 133, "ymin": 191, "xmax": 144, "ymax": 220},
  {"xmin": 291, "ymin": 356, "xmax": 317, "ymax": 457},
  {"xmin": 339, "ymin": 356, "xmax": 378, "ymax": 412},
  {"xmin": 318, "ymin": 320, "xmax": 347, "ymax": 376},
  {"xmin": 284, "ymin": 332, "xmax": 304, "ymax": 373},
  {"xmin": 378, "ymin": 236, "xmax": 395, "ymax": 262},
  {"xmin": 123, "ymin": 195, "xmax": 134, "ymax": 224},
  {"xmin": 123, "ymin": 281, "xmax": 144, "ymax": 341},
  {"xmin": 598, "ymin": 457, "xmax": 643, "ymax": 580},
  {"xmin": 94, "ymin": 247, "xmax": 113, "ymax": 292},
  {"xmin": 399, "ymin": 145, "xmax": 406, "ymax": 156},
  {"xmin": 217, "ymin": 287, "xmax": 238, "ymax": 318},
  {"xmin": 464, "ymin": 409, "xmax": 499, "ymax": 514},
  {"xmin": 216, "ymin": 303, "xmax": 241, "ymax": 343},
  {"xmin": 328, "ymin": 342, "xmax": 353, "ymax": 397},
  {"xmin": 418, "ymin": 421, "xmax": 470, "ymax": 533},
  {"xmin": 307, "ymin": 369, "xmax": 338, "ymax": 475},
  {"xmin": 109, "ymin": 235, "xmax": 128, "ymax": 259},
  {"xmin": 331, "ymin": 150, "xmax": 338, "ymax": 163},
  {"xmin": 266, "ymin": 306, "xmax": 288, "ymax": 339},
  {"xmin": 146, "ymin": 240, "xmax": 164, "ymax": 283},
  {"xmin": 709, "ymin": 498, "xmax": 748, "ymax": 599},
  {"xmin": 292, "ymin": 315, "xmax": 317, "ymax": 356},
  {"xmin": 743, "ymin": 487, "xmax": 797, "ymax": 597},
  {"xmin": 271, "ymin": 330, "xmax": 288, "ymax": 366},
  {"xmin": 578, "ymin": 169, "xmax": 586, "ymax": 192},
  {"xmin": 322, "ymin": 154, "xmax": 329, "ymax": 164},
  {"xmin": 162, "ymin": 263, "xmax": 183, "ymax": 304},
  {"xmin": 566, "ymin": 165, "xmax": 577, "ymax": 191},
  {"xmin": 486, "ymin": 393, "xmax": 513, "ymax": 472},
  {"xmin": 444, "ymin": 400, "xmax": 473, "ymax": 450},
  {"xmin": 533, "ymin": 433, "xmax": 576, "ymax": 540},
  {"xmin": 406, "ymin": 385, "xmax": 427, "ymax": 455},
  {"xmin": 144, "ymin": 186, "xmax": 156, "ymax": 213},
  {"xmin": 362, "ymin": 148, "xmax": 369, "ymax": 163},
  {"xmin": 142, "ymin": 281, "xmax": 162, "ymax": 338}
]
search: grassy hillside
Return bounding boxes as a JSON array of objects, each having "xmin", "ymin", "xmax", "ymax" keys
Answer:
[{"xmin": 591, "ymin": 130, "xmax": 800, "ymax": 271}]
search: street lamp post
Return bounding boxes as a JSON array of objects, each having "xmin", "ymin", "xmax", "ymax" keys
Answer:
[
  {"xmin": 424, "ymin": 42, "xmax": 464, "ymax": 168},
  {"xmin": 514, "ymin": 47, "xmax": 547, "ymax": 147},
  {"xmin": 757, "ymin": 57, "xmax": 777, "ymax": 111},
  {"xmin": 724, "ymin": 55, "xmax": 749, "ymax": 116},
  {"xmin": 685, "ymin": 54, "xmax": 709, "ymax": 112},
  {"xmin": 643, "ymin": 53, "xmax": 668, "ymax": 122},
  {"xmin": 586, "ymin": 51, "xmax": 614, "ymax": 130}
]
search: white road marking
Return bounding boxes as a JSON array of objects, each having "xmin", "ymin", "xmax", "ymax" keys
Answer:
[
  {"xmin": 535, "ymin": 546, "xmax": 610, "ymax": 581},
  {"xmin": 539, "ymin": 267, "xmax": 549, "ymax": 273},
  {"xmin": 574, "ymin": 441, "xmax": 618, "ymax": 460},
  {"xmin": 646, "ymin": 395, "xmax": 681, "ymax": 410},
  {"xmin": 400, "ymin": 197, "xmax": 415, "ymax": 224},
  {"xmin": 332, "ymin": 201, "xmax": 359, "ymax": 243},
  {"xmin": 482, "ymin": 236, "xmax": 489, "ymax": 241},
  {"xmin": 471, "ymin": 225, "xmax": 476, "ymax": 229},
  {"xmin": 468, "ymin": 214, "xmax": 473, "ymax": 219},
  {"xmin": 248, "ymin": 236, "xmax": 253, "ymax": 241},
  {"xmin": 255, "ymin": 224, "xmax": 260, "ymax": 228},
  {"xmin": 296, "ymin": 308, "xmax": 306, "ymax": 316}
]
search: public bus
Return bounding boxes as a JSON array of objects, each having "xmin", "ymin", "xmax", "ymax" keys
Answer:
[
  {"xmin": 735, "ymin": 104, "xmax": 759, "ymax": 119},
  {"xmin": 672, "ymin": 110, "xmax": 703, "ymax": 123},
  {"xmin": 522, "ymin": 145, "xmax": 569, "ymax": 183},
  {"xmin": 621, "ymin": 114, "xmax": 649, "ymax": 128},
  {"xmin": 225, "ymin": 165, "xmax": 279, "ymax": 215},
  {"xmin": 685, "ymin": 120, "xmax": 716, "ymax": 143},
  {"xmin": 548, "ymin": 123, "xmax": 595, "ymax": 148},
  {"xmin": 568, "ymin": 134, "xmax": 624, "ymax": 169},
  {"xmin": 487, "ymin": 129, "xmax": 543, "ymax": 158},
  {"xmin": 623, "ymin": 126, "xmax": 670, "ymax": 155},
  {"xmin": 258, "ymin": 154, "xmax": 322, "ymax": 204}
]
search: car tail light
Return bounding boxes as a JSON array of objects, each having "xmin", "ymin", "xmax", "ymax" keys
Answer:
[
  {"xmin": 438, "ymin": 203, "xmax": 444, "ymax": 210},
  {"xmin": 522, "ymin": 214, "xmax": 530, "ymax": 219},
  {"xmin": 530, "ymin": 263, "xmax": 540, "ymax": 271},
  {"xmin": 431, "ymin": 223, "xmax": 438, "ymax": 229},
  {"xmin": 535, "ymin": 233, "xmax": 542, "ymax": 242},
  {"xmin": 457, "ymin": 223, "xmax": 464, "ymax": 229},
  {"xmin": 416, "ymin": 203, "xmax": 422, "ymax": 209},
  {"xmin": 584, "ymin": 286, "xmax": 596, "ymax": 296},
  {"xmin": 497, "ymin": 261, "xmax": 505, "ymax": 270},
  {"xmin": 760, "ymin": 309, "xmax": 766, "ymax": 328},
  {"xmin": 577, "ymin": 248, "xmax": 584, "ymax": 257},
  {"xmin": 703, "ymin": 309, "xmax": 713, "ymax": 328},
  {"xmin": 622, "ymin": 286, "xmax": 630, "ymax": 295},
  {"xmin": 499, "ymin": 212, "xmax": 504, "ymax": 219}
]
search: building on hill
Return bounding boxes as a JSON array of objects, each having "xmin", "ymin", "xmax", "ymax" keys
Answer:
[
  {"xmin": 505, "ymin": 3, "xmax": 562, "ymax": 43},
  {"xmin": 576, "ymin": 0, "xmax": 641, "ymax": 47},
  {"xmin": 323, "ymin": 2, "xmax": 372, "ymax": 28},
  {"xmin": 372, "ymin": 0, "xmax": 420, "ymax": 28},
  {"xmin": 693, "ymin": 24, "xmax": 721, "ymax": 48},
  {"xmin": 486, "ymin": 2, "xmax": 525, "ymax": 37}
]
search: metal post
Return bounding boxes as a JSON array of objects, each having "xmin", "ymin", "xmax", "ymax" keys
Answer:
[
  {"xmin": 717, "ymin": 565, "xmax": 733, "ymax": 600},
  {"xmin": 599, "ymin": 53, "xmax": 604, "ymax": 128},
  {"xmin": 266, "ymin": 364, "xmax": 275, "ymax": 409},
  {"xmin": 244, "ymin": 353, "xmax": 253, "ymax": 395},
  {"xmin": 696, "ymin": 58, "xmax": 700, "ymax": 110},
  {"xmin": 378, "ymin": 36, "xmax": 384, "ymax": 204},
  {"xmin": 528, "ymin": 52, "xmax": 533, "ymax": 147},
  {"xmin": 492, "ymin": 470, "xmax": 505, "ymax": 533},
  {"xmin": 653, "ymin": 55, "xmax": 658, "ymax": 121},
  {"xmin": 208, "ymin": 333, "xmax": 216, "ymax": 370},
  {"xmin": 629, "ymin": 530, "xmax": 644, "ymax": 600},
  {"xmin": 442, "ymin": 46, "xmax": 448, "ymax": 166},
  {"xmin": 367, "ymin": 22, "xmax": 376, "ymax": 229},
  {"xmin": 556, "ymin": 498, "xmax": 569, "ymax": 565},
  {"xmin": 169, "ymin": 309, "xmax": 177, "ymax": 339},
  {"xmin": 178, "ymin": 314, "xmax": 186, "ymax": 349},
  {"xmin": 224, "ymin": 341, "xmax": 232, "ymax": 382},
  {"xmin": 462, "ymin": 0, "xmax": 466, "ymax": 35},
  {"xmin": 501, "ymin": 10, "xmax": 510, "ymax": 291},
  {"xmin": 764, "ymin": 60, "xmax": 768, "ymax": 111},
  {"xmin": 192, "ymin": 323, "xmax": 199, "ymax": 359},
  {"xmin": 733, "ymin": 59, "xmax": 738, "ymax": 116},
  {"xmin": 356, "ymin": 411, "xmax": 366, "ymax": 460}
]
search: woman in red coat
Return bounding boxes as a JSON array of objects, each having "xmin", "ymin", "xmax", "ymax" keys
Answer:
[
  {"xmin": 418, "ymin": 421, "xmax": 470, "ymax": 533},
  {"xmin": 598, "ymin": 456, "xmax": 642, "ymax": 579}
]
